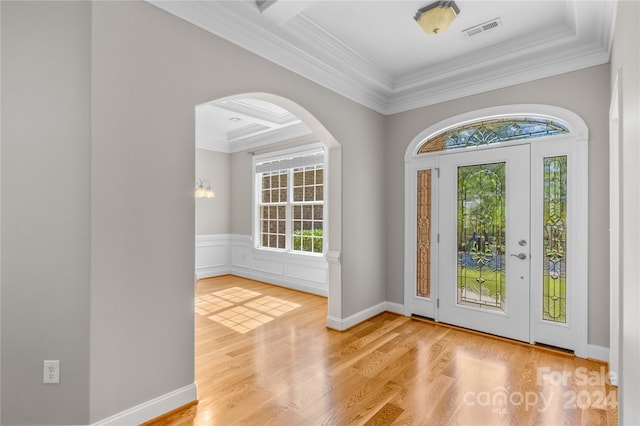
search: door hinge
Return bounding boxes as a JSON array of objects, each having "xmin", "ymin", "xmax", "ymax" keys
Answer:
[
  {"xmin": 437, "ymin": 233, "xmax": 440, "ymax": 243},
  {"xmin": 435, "ymin": 167, "xmax": 440, "ymax": 178},
  {"xmin": 437, "ymin": 298, "xmax": 440, "ymax": 308}
]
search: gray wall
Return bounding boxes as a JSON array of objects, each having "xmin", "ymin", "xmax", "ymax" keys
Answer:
[
  {"xmin": 2, "ymin": 0, "xmax": 633, "ymax": 424},
  {"xmin": 195, "ymin": 149, "xmax": 230, "ymax": 235},
  {"xmin": 230, "ymin": 151, "xmax": 253, "ymax": 235},
  {"xmin": 2, "ymin": 1, "xmax": 387, "ymax": 423},
  {"xmin": 384, "ymin": 64, "xmax": 611, "ymax": 347},
  {"xmin": 609, "ymin": 1, "xmax": 640, "ymax": 423},
  {"xmin": 1, "ymin": 1, "xmax": 91, "ymax": 424}
]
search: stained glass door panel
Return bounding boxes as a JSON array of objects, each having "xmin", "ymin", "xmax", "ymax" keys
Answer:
[
  {"xmin": 542, "ymin": 156, "xmax": 567, "ymax": 323},
  {"xmin": 457, "ymin": 162, "xmax": 506, "ymax": 312},
  {"xmin": 531, "ymin": 141, "xmax": 582, "ymax": 353},
  {"xmin": 410, "ymin": 157, "xmax": 438, "ymax": 319},
  {"xmin": 438, "ymin": 145, "xmax": 531, "ymax": 343}
]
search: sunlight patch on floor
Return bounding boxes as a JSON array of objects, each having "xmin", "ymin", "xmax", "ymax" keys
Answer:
[
  {"xmin": 246, "ymin": 295, "xmax": 300, "ymax": 317},
  {"xmin": 195, "ymin": 296, "xmax": 234, "ymax": 315},
  {"xmin": 211, "ymin": 286, "xmax": 262, "ymax": 302},
  {"xmin": 196, "ymin": 286, "xmax": 301, "ymax": 334}
]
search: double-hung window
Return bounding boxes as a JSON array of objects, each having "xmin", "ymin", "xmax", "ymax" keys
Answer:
[{"xmin": 255, "ymin": 147, "xmax": 325, "ymax": 255}]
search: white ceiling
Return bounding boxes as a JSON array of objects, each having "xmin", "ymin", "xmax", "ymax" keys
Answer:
[
  {"xmin": 155, "ymin": 0, "xmax": 617, "ymax": 151},
  {"xmin": 195, "ymin": 98, "xmax": 314, "ymax": 153}
]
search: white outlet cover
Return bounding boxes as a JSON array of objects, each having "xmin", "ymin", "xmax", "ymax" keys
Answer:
[{"xmin": 43, "ymin": 360, "xmax": 60, "ymax": 384}]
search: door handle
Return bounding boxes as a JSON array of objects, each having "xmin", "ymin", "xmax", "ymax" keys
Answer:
[{"xmin": 510, "ymin": 253, "xmax": 527, "ymax": 260}]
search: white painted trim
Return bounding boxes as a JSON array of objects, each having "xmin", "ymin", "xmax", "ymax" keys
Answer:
[
  {"xmin": 0, "ymin": 1, "xmax": 3, "ymax": 416},
  {"xmin": 404, "ymin": 156, "xmax": 438, "ymax": 319},
  {"xmin": 325, "ymin": 145, "xmax": 342, "ymax": 323},
  {"xmin": 404, "ymin": 105, "xmax": 590, "ymax": 357},
  {"xmin": 147, "ymin": 1, "xmax": 616, "ymax": 115},
  {"xmin": 147, "ymin": 0, "xmax": 388, "ymax": 113},
  {"xmin": 587, "ymin": 344, "xmax": 610, "ymax": 364},
  {"xmin": 196, "ymin": 133, "xmax": 232, "ymax": 154},
  {"xmin": 197, "ymin": 123, "xmax": 318, "ymax": 155},
  {"xmin": 326, "ymin": 302, "xmax": 387, "ymax": 331},
  {"xmin": 197, "ymin": 92, "xmax": 343, "ymax": 341},
  {"xmin": 230, "ymin": 269, "xmax": 327, "ymax": 296},
  {"xmin": 608, "ymin": 72, "xmax": 621, "ymax": 385},
  {"xmin": 325, "ymin": 302, "xmax": 404, "ymax": 331},
  {"xmin": 250, "ymin": 143, "xmax": 329, "ymax": 294},
  {"xmin": 252, "ymin": 142, "xmax": 324, "ymax": 163},
  {"xmin": 195, "ymin": 234, "xmax": 230, "ymax": 279},
  {"xmin": 195, "ymin": 234, "xmax": 329, "ymax": 296},
  {"xmin": 91, "ymin": 383, "xmax": 197, "ymax": 426},
  {"xmin": 231, "ymin": 122, "xmax": 315, "ymax": 153},
  {"xmin": 530, "ymin": 136, "xmax": 589, "ymax": 357},
  {"xmin": 384, "ymin": 302, "xmax": 405, "ymax": 316},
  {"xmin": 385, "ymin": 43, "xmax": 611, "ymax": 115}
]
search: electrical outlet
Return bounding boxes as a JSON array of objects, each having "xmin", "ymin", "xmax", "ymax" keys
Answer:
[{"xmin": 43, "ymin": 360, "xmax": 60, "ymax": 384}]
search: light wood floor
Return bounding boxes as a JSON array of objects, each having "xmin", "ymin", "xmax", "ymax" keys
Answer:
[{"xmin": 145, "ymin": 275, "xmax": 617, "ymax": 426}]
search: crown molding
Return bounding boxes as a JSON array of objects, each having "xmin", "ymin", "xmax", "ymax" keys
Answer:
[
  {"xmin": 197, "ymin": 122, "xmax": 314, "ymax": 153},
  {"xmin": 285, "ymin": 14, "xmax": 394, "ymax": 93},
  {"xmin": 148, "ymin": 0, "xmax": 616, "ymax": 116},
  {"xmin": 148, "ymin": 0, "xmax": 389, "ymax": 114},
  {"xmin": 196, "ymin": 132, "xmax": 232, "ymax": 154}
]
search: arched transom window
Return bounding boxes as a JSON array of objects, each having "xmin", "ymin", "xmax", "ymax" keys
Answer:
[{"xmin": 417, "ymin": 117, "xmax": 569, "ymax": 154}]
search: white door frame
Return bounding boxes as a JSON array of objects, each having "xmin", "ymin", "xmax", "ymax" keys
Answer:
[
  {"xmin": 609, "ymin": 74, "xmax": 620, "ymax": 383},
  {"xmin": 438, "ymin": 144, "xmax": 531, "ymax": 342},
  {"xmin": 404, "ymin": 104, "xmax": 589, "ymax": 357}
]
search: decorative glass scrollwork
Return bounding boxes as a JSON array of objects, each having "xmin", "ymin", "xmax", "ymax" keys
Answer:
[
  {"xmin": 416, "ymin": 170, "xmax": 432, "ymax": 298},
  {"xmin": 418, "ymin": 117, "xmax": 569, "ymax": 154},
  {"xmin": 457, "ymin": 162, "xmax": 506, "ymax": 312},
  {"xmin": 543, "ymin": 156, "xmax": 567, "ymax": 323}
]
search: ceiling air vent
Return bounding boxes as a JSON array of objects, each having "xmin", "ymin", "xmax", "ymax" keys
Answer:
[{"xmin": 463, "ymin": 18, "xmax": 503, "ymax": 38}]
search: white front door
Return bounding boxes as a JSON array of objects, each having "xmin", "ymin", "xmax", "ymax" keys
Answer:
[
  {"xmin": 438, "ymin": 145, "xmax": 531, "ymax": 342},
  {"xmin": 405, "ymin": 107, "xmax": 589, "ymax": 356}
]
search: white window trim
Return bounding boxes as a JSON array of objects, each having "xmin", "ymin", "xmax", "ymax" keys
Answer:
[{"xmin": 253, "ymin": 143, "xmax": 326, "ymax": 256}]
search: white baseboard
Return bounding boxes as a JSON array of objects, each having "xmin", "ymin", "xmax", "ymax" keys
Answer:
[
  {"xmin": 326, "ymin": 302, "xmax": 387, "ymax": 331},
  {"xmin": 195, "ymin": 265, "xmax": 230, "ymax": 280},
  {"xmin": 587, "ymin": 344, "xmax": 610, "ymax": 363},
  {"xmin": 326, "ymin": 302, "xmax": 405, "ymax": 330},
  {"xmin": 91, "ymin": 383, "xmax": 197, "ymax": 426},
  {"xmin": 384, "ymin": 301, "xmax": 405, "ymax": 315},
  {"xmin": 230, "ymin": 268, "xmax": 327, "ymax": 296}
]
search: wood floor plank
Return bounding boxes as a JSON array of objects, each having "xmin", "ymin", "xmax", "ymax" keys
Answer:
[
  {"xmin": 145, "ymin": 275, "xmax": 618, "ymax": 426},
  {"xmin": 363, "ymin": 402, "xmax": 404, "ymax": 426}
]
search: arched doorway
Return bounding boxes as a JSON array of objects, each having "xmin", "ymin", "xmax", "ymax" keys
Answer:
[
  {"xmin": 195, "ymin": 92, "xmax": 343, "ymax": 325},
  {"xmin": 404, "ymin": 105, "xmax": 589, "ymax": 357}
]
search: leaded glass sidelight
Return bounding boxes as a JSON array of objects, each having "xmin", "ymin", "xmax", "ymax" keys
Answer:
[
  {"xmin": 543, "ymin": 156, "xmax": 567, "ymax": 323},
  {"xmin": 418, "ymin": 118, "xmax": 569, "ymax": 154},
  {"xmin": 416, "ymin": 170, "xmax": 432, "ymax": 298},
  {"xmin": 457, "ymin": 163, "xmax": 506, "ymax": 311}
]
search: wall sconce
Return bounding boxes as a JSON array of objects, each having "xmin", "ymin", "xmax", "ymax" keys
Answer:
[{"xmin": 195, "ymin": 179, "xmax": 215, "ymax": 198}]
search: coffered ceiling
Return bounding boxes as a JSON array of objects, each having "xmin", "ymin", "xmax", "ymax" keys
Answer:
[{"xmin": 195, "ymin": 98, "xmax": 314, "ymax": 153}]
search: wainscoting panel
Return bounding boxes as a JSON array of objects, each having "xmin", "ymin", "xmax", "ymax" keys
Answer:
[
  {"xmin": 195, "ymin": 234, "xmax": 229, "ymax": 278},
  {"xmin": 288, "ymin": 262, "xmax": 326, "ymax": 284},
  {"xmin": 253, "ymin": 256, "xmax": 285, "ymax": 275},
  {"xmin": 195, "ymin": 234, "xmax": 328, "ymax": 296}
]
